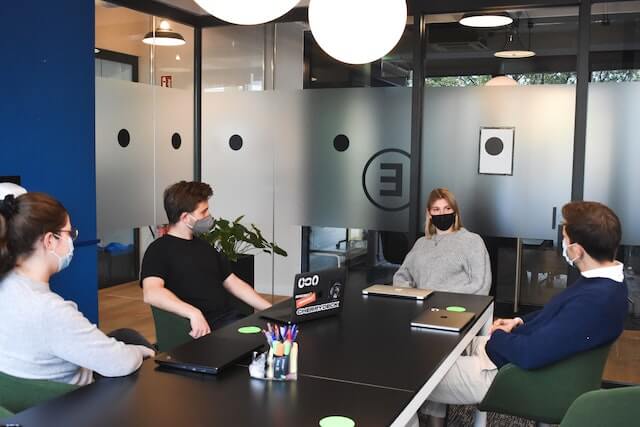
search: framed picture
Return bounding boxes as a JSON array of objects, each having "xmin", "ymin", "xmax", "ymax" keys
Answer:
[{"xmin": 478, "ymin": 127, "xmax": 515, "ymax": 175}]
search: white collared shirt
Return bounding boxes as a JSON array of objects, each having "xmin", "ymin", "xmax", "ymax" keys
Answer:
[{"xmin": 581, "ymin": 261, "xmax": 624, "ymax": 283}]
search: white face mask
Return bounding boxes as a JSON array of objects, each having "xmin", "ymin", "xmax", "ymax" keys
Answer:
[
  {"xmin": 50, "ymin": 235, "xmax": 74, "ymax": 272},
  {"xmin": 562, "ymin": 239, "xmax": 579, "ymax": 267}
]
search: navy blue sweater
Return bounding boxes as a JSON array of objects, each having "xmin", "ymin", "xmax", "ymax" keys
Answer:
[{"xmin": 486, "ymin": 277, "xmax": 628, "ymax": 370}]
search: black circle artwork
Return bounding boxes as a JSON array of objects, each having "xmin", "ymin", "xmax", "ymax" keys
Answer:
[
  {"xmin": 117, "ymin": 129, "xmax": 130, "ymax": 148},
  {"xmin": 485, "ymin": 137, "xmax": 504, "ymax": 156},
  {"xmin": 229, "ymin": 134, "xmax": 243, "ymax": 151},
  {"xmin": 333, "ymin": 134, "xmax": 350, "ymax": 152},
  {"xmin": 171, "ymin": 133, "xmax": 182, "ymax": 149}
]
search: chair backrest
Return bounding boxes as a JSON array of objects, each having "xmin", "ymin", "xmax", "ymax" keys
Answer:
[
  {"xmin": 151, "ymin": 306, "xmax": 192, "ymax": 353},
  {"xmin": 560, "ymin": 385, "xmax": 640, "ymax": 427},
  {"xmin": 479, "ymin": 343, "xmax": 612, "ymax": 424},
  {"xmin": 0, "ymin": 405, "xmax": 14, "ymax": 420},
  {"xmin": 379, "ymin": 231, "xmax": 409, "ymax": 265},
  {"xmin": 0, "ymin": 370, "xmax": 78, "ymax": 413}
]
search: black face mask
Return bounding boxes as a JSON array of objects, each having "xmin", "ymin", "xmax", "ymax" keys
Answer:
[{"xmin": 431, "ymin": 213, "xmax": 456, "ymax": 231}]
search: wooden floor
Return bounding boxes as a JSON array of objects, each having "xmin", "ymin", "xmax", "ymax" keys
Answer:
[{"xmin": 99, "ymin": 282, "xmax": 640, "ymax": 385}]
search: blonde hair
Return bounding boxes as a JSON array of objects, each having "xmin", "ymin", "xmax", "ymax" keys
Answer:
[{"xmin": 425, "ymin": 188, "xmax": 463, "ymax": 237}]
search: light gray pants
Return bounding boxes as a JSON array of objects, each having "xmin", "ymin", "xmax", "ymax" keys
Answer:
[{"xmin": 420, "ymin": 336, "xmax": 499, "ymax": 418}]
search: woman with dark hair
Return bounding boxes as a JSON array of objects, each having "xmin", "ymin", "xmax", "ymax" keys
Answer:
[
  {"xmin": 0, "ymin": 193, "xmax": 154, "ymax": 385},
  {"xmin": 393, "ymin": 188, "xmax": 491, "ymax": 295}
]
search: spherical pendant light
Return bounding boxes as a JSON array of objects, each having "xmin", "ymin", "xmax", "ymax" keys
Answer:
[
  {"xmin": 194, "ymin": 0, "xmax": 300, "ymax": 25},
  {"xmin": 309, "ymin": 0, "xmax": 407, "ymax": 65}
]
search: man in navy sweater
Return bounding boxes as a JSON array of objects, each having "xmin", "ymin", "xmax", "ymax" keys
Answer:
[{"xmin": 419, "ymin": 201, "xmax": 628, "ymax": 426}]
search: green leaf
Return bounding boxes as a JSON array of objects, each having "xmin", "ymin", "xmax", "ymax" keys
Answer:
[{"xmin": 197, "ymin": 214, "xmax": 288, "ymax": 260}]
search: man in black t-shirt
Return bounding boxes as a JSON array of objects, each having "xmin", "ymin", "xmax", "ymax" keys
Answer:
[{"xmin": 141, "ymin": 181, "xmax": 272, "ymax": 338}]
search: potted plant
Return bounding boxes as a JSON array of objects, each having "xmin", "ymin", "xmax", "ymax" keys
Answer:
[{"xmin": 199, "ymin": 216, "xmax": 287, "ymax": 314}]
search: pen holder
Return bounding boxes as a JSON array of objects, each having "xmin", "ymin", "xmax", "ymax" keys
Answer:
[{"xmin": 248, "ymin": 342, "xmax": 299, "ymax": 381}]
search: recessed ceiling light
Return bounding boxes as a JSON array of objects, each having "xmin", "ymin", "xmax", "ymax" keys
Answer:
[{"xmin": 459, "ymin": 13, "xmax": 513, "ymax": 28}]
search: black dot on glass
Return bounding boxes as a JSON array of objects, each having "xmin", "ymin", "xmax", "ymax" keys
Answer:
[
  {"xmin": 333, "ymin": 134, "xmax": 349, "ymax": 152},
  {"xmin": 485, "ymin": 137, "xmax": 504, "ymax": 156},
  {"xmin": 117, "ymin": 129, "xmax": 130, "ymax": 148},
  {"xmin": 229, "ymin": 134, "xmax": 243, "ymax": 151},
  {"xmin": 171, "ymin": 133, "xmax": 182, "ymax": 150}
]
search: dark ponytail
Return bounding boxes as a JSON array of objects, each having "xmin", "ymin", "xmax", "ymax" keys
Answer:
[{"xmin": 0, "ymin": 193, "xmax": 68, "ymax": 278}]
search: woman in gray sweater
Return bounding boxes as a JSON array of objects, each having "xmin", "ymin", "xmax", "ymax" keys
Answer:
[
  {"xmin": 0, "ymin": 192, "xmax": 154, "ymax": 385},
  {"xmin": 393, "ymin": 188, "xmax": 491, "ymax": 295}
]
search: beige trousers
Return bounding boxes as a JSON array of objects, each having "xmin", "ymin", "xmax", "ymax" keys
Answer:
[{"xmin": 420, "ymin": 336, "xmax": 499, "ymax": 418}]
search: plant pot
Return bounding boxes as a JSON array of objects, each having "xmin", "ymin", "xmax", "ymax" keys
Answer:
[{"xmin": 227, "ymin": 254, "xmax": 255, "ymax": 316}]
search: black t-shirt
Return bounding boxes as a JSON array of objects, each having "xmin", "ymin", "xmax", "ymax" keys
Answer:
[{"xmin": 140, "ymin": 234, "xmax": 232, "ymax": 320}]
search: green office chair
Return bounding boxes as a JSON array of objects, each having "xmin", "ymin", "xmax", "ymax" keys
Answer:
[
  {"xmin": 151, "ymin": 306, "xmax": 193, "ymax": 353},
  {"xmin": 0, "ymin": 371, "xmax": 78, "ymax": 413},
  {"xmin": 0, "ymin": 405, "xmax": 14, "ymax": 420},
  {"xmin": 477, "ymin": 343, "xmax": 612, "ymax": 426},
  {"xmin": 560, "ymin": 385, "xmax": 640, "ymax": 427}
]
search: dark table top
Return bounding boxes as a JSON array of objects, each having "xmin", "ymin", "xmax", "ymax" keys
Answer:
[
  {"xmin": 217, "ymin": 282, "xmax": 494, "ymax": 392},
  {"xmin": 5, "ymin": 362, "xmax": 413, "ymax": 427},
  {"xmin": 3, "ymin": 281, "xmax": 493, "ymax": 427}
]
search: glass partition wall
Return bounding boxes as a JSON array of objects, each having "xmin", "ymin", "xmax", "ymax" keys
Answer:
[
  {"xmin": 586, "ymin": 0, "xmax": 640, "ymax": 385},
  {"xmin": 421, "ymin": 6, "xmax": 579, "ymax": 314},
  {"xmin": 201, "ymin": 21, "xmax": 414, "ymax": 298},
  {"xmin": 96, "ymin": 0, "xmax": 638, "ymax": 384},
  {"xmin": 95, "ymin": 2, "xmax": 195, "ymax": 290}
]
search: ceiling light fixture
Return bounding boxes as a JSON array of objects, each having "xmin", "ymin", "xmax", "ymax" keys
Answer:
[
  {"xmin": 494, "ymin": 22, "xmax": 535, "ymax": 58},
  {"xmin": 309, "ymin": 0, "xmax": 407, "ymax": 65},
  {"xmin": 143, "ymin": 20, "xmax": 186, "ymax": 46},
  {"xmin": 193, "ymin": 0, "xmax": 300, "ymax": 25},
  {"xmin": 459, "ymin": 13, "xmax": 513, "ymax": 28},
  {"xmin": 485, "ymin": 75, "xmax": 518, "ymax": 86}
]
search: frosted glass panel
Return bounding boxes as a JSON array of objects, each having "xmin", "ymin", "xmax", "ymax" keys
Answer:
[
  {"xmin": 154, "ymin": 87, "xmax": 195, "ymax": 224},
  {"xmin": 96, "ymin": 78, "xmax": 155, "ymax": 238},
  {"xmin": 421, "ymin": 85, "xmax": 575, "ymax": 240},
  {"xmin": 585, "ymin": 82, "xmax": 640, "ymax": 245},
  {"xmin": 202, "ymin": 87, "xmax": 411, "ymax": 293},
  {"xmin": 203, "ymin": 87, "xmax": 411, "ymax": 230},
  {"xmin": 202, "ymin": 91, "xmax": 277, "ymax": 294}
]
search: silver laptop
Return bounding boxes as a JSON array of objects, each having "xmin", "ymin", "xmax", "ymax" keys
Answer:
[
  {"xmin": 362, "ymin": 284, "xmax": 433, "ymax": 300},
  {"xmin": 411, "ymin": 309, "xmax": 476, "ymax": 332}
]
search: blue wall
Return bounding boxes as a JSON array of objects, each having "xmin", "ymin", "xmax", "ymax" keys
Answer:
[{"xmin": 1, "ymin": 2, "xmax": 98, "ymax": 322}]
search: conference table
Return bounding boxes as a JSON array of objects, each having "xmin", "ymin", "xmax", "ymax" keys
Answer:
[{"xmin": 4, "ymin": 281, "xmax": 493, "ymax": 427}]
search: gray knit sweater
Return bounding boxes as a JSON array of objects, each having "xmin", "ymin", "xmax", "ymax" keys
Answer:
[
  {"xmin": 393, "ymin": 228, "xmax": 491, "ymax": 295},
  {"xmin": 0, "ymin": 271, "xmax": 148, "ymax": 385}
]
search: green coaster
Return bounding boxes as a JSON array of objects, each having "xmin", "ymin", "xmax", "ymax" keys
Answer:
[
  {"xmin": 319, "ymin": 416, "xmax": 356, "ymax": 427},
  {"xmin": 237, "ymin": 326, "xmax": 262, "ymax": 334},
  {"xmin": 446, "ymin": 306, "xmax": 467, "ymax": 313}
]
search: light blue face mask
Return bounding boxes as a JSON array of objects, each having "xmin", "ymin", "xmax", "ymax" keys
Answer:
[{"xmin": 50, "ymin": 235, "xmax": 74, "ymax": 272}]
